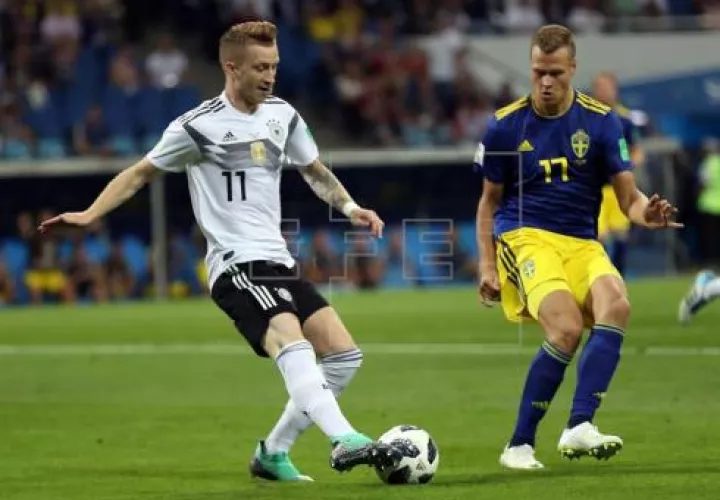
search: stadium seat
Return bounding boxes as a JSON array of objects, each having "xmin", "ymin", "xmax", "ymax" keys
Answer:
[
  {"xmin": 1, "ymin": 139, "xmax": 32, "ymax": 159},
  {"xmin": 1, "ymin": 239, "xmax": 29, "ymax": 278},
  {"xmin": 20, "ymin": 88, "xmax": 67, "ymax": 157},
  {"xmin": 120, "ymin": 236, "xmax": 149, "ymax": 281},
  {"xmin": 101, "ymin": 85, "xmax": 137, "ymax": 155}
]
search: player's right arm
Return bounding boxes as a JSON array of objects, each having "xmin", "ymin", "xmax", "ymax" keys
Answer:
[
  {"xmin": 39, "ymin": 120, "xmax": 199, "ymax": 233},
  {"xmin": 473, "ymin": 118, "xmax": 507, "ymax": 304}
]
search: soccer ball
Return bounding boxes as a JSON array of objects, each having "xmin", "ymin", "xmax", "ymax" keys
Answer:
[{"xmin": 375, "ymin": 425, "xmax": 439, "ymax": 485}]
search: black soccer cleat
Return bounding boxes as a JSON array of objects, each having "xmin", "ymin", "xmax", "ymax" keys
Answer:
[{"xmin": 329, "ymin": 434, "xmax": 419, "ymax": 473}]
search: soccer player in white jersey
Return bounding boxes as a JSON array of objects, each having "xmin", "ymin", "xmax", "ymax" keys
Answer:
[{"xmin": 39, "ymin": 21, "xmax": 413, "ymax": 481}]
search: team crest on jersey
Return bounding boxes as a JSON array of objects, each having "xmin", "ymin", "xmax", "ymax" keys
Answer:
[
  {"xmin": 571, "ymin": 129, "xmax": 590, "ymax": 159},
  {"xmin": 250, "ymin": 141, "xmax": 266, "ymax": 164},
  {"xmin": 521, "ymin": 259, "xmax": 536, "ymax": 280},
  {"xmin": 276, "ymin": 287, "xmax": 293, "ymax": 302},
  {"xmin": 266, "ymin": 119, "xmax": 284, "ymax": 142}
]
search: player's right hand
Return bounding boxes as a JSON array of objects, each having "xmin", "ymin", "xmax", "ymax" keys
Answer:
[
  {"xmin": 478, "ymin": 261, "xmax": 501, "ymax": 307},
  {"xmin": 348, "ymin": 207, "xmax": 384, "ymax": 239},
  {"xmin": 38, "ymin": 211, "xmax": 93, "ymax": 234}
]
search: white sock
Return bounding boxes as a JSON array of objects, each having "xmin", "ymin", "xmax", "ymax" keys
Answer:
[
  {"xmin": 273, "ymin": 341, "xmax": 355, "ymax": 444},
  {"xmin": 703, "ymin": 277, "xmax": 720, "ymax": 300},
  {"xmin": 265, "ymin": 348, "xmax": 363, "ymax": 453}
]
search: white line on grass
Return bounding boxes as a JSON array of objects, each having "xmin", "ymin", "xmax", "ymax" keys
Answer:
[{"xmin": 0, "ymin": 343, "xmax": 719, "ymax": 356}]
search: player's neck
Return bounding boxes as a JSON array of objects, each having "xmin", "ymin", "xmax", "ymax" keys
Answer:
[
  {"xmin": 532, "ymin": 88, "xmax": 575, "ymax": 118},
  {"xmin": 224, "ymin": 87, "xmax": 259, "ymax": 114}
]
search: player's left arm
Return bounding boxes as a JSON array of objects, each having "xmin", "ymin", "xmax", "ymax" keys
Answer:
[
  {"xmin": 288, "ymin": 113, "xmax": 384, "ymax": 237},
  {"xmin": 605, "ymin": 115, "xmax": 681, "ymax": 229}
]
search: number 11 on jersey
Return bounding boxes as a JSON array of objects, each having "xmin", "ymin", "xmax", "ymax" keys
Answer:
[{"xmin": 222, "ymin": 171, "xmax": 246, "ymax": 202}]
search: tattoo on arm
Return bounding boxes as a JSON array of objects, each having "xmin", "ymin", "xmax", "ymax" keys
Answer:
[{"xmin": 299, "ymin": 160, "xmax": 354, "ymax": 211}]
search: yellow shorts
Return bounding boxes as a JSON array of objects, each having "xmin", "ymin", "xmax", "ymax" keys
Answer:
[
  {"xmin": 496, "ymin": 227, "xmax": 620, "ymax": 325},
  {"xmin": 598, "ymin": 185, "xmax": 630, "ymax": 238},
  {"xmin": 25, "ymin": 269, "xmax": 67, "ymax": 294}
]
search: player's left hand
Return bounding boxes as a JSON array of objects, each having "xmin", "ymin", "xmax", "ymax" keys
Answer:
[
  {"xmin": 349, "ymin": 207, "xmax": 385, "ymax": 238},
  {"xmin": 643, "ymin": 194, "xmax": 684, "ymax": 229}
]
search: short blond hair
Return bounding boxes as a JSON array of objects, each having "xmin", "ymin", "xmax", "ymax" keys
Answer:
[
  {"xmin": 531, "ymin": 24, "xmax": 576, "ymax": 58},
  {"xmin": 219, "ymin": 21, "xmax": 277, "ymax": 63}
]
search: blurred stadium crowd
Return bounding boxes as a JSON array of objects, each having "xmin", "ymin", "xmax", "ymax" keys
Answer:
[
  {"xmin": 1, "ymin": 0, "xmax": 716, "ymax": 158},
  {"xmin": 0, "ymin": 212, "xmax": 479, "ymax": 305},
  {"xmin": 1, "ymin": 0, "xmax": 719, "ymax": 305}
]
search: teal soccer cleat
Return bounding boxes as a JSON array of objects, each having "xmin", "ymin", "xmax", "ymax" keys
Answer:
[{"xmin": 249, "ymin": 441, "xmax": 313, "ymax": 482}]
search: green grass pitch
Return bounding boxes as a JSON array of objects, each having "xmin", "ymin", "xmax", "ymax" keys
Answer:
[{"xmin": 2, "ymin": 278, "xmax": 720, "ymax": 499}]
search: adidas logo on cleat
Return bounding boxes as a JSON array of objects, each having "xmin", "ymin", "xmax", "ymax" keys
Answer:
[{"xmin": 223, "ymin": 131, "xmax": 236, "ymax": 142}]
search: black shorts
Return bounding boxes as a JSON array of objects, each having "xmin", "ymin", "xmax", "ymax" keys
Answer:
[{"xmin": 211, "ymin": 261, "xmax": 329, "ymax": 357}]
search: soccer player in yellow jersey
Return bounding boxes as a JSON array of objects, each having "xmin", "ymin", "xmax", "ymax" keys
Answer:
[
  {"xmin": 593, "ymin": 72, "xmax": 646, "ymax": 276},
  {"xmin": 474, "ymin": 25, "xmax": 682, "ymax": 470}
]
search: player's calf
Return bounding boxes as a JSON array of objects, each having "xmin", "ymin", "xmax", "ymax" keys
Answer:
[
  {"xmin": 567, "ymin": 276, "xmax": 627, "ymax": 432},
  {"xmin": 502, "ymin": 290, "xmax": 580, "ymax": 462}
]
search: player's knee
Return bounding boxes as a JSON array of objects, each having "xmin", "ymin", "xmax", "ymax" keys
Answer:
[
  {"xmin": 540, "ymin": 308, "xmax": 584, "ymax": 353},
  {"xmin": 547, "ymin": 317, "xmax": 584, "ymax": 353},
  {"xmin": 596, "ymin": 294, "xmax": 631, "ymax": 328},
  {"xmin": 264, "ymin": 312, "xmax": 307, "ymax": 358}
]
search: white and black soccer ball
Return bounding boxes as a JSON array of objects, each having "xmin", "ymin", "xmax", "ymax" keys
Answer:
[{"xmin": 375, "ymin": 425, "xmax": 439, "ymax": 485}]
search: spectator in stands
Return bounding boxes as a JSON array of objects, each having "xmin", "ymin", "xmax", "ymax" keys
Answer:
[
  {"xmin": 333, "ymin": 58, "xmax": 367, "ymax": 136},
  {"xmin": 40, "ymin": 0, "xmax": 82, "ymax": 45},
  {"xmin": 105, "ymin": 242, "xmax": 134, "ymax": 300},
  {"xmin": 437, "ymin": 0, "xmax": 472, "ymax": 32},
  {"xmin": 453, "ymin": 93, "xmax": 491, "ymax": 146},
  {"xmin": 0, "ymin": 258, "xmax": 15, "ymax": 306},
  {"xmin": 145, "ymin": 33, "xmax": 188, "ymax": 89},
  {"xmin": 73, "ymin": 104, "xmax": 112, "ymax": 156},
  {"xmin": 81, "ymin": 0, "xmax": 122, "ymax": 47},
  {"xmin": 502, "ymin": 0, "xmax": 544, "ymax": 33},
  {"xmin": 334, "ymin": 0, "xmax": 365, "ymax": 49},
  {"xmin": 66, "ymin": 242, "xmax": 108, "ymax": 302},
  {"xmin": 24, "ymin": 210, "xmax": 73, "ymax": 304},
  {"xmin": 52, "ymin": 36, "xmax": 80, "ymax": 85},
  {"xmin": 0, "ymin": 98, "xmax": 33, "ymax": 159},
  {"xmin": 103, "ymin": 52, "xmax": 141, "ymax": 156},
  {"xmin": 567, "ymin": 0, "xmax": 606, "ymax": 33},
  {"xmin": 424, "ymin": 12, "xmax": 465, "ymax": 115},
  {"xmin": 303, "ymin": 230, "xmax": 342, "ymax": 284},
  {"xmin": 306, "ymin": 0, "xmax": 338, "ymax": 44},
  {"xmin": 347, "ymin": 237, "xmax": 383, "ymax": 290}
]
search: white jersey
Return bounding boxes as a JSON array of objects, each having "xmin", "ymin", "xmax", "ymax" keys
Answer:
[{"xmin": 146, "ymin": 92, "xmax": 319, "ymax": 289}]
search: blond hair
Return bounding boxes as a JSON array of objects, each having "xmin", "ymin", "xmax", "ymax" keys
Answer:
[
  {"xmin": 530, "ymin": 24, "xmax": 576, "ymax": 58},
  {"xmin": 219, "ymin": 21, "xmax": 277, "ymax": 63}
]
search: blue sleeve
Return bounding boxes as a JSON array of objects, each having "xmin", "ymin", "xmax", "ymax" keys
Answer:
[
  {"xmin": 472, "ymin": 117, "xmax": 507, "ymax": 184},
  {"xmin": 602, "ymin": 113, "xmax": 633, "ymax": 177}
]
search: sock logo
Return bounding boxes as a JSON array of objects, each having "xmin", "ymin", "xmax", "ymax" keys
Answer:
[
  {"xmin": 593, "ymin": 391, "xmax": 606, "ymax": 401},
  {"xmin": 532, "ymin": 401, "xmax": 550, "ymax": 411}
]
